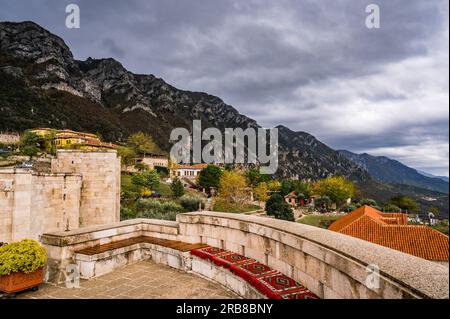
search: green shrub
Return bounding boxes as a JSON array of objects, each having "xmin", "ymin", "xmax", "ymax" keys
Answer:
[
  {"xmin": 265, "ymin": 193, "xmax": 294, "ymax": 221},
  {"xmin": 135, "ymin": 198, "xmax": 183, "ymax": 221},
  {"xmin": 341, "ymin": 204, "xmax": 357, "ymax": 212},
  {"xmin": 197, "ymin": 165, "xmax": 222, "ymax": 194},
  {"xmin": 120, "ymin": 206, "xmax": 138, "ymax": 220},
  {"xmin": 358, "ymin": 198, "xmax": 378, "ymax": 207},
  {"xmin": 171, "ymin": 178, "xmax": 185, "ymax": 198},
  {"xmin": 0, "ymin": 239, "xmax": 47, "ymax": 276},
  {"xmin": 153, "ymin": 182, "xmax": 174, "ymax": 197},
  {"xmin": 179, "ymin": 195, "xmax": 204, "ymax": 212},
  {"xmin": 131, "ymin": 170, "xmax": 160, "ymax": 190},
  {"xmin": 383, "ymin": 204, "xmax": 402, "ymax": 212},
  {"xmin": 314, "ymin": 196, "xmax": 332, "ymax": 211},
  {"xmin": 212, "ymin": 199, "xmax": 260, "ymax": 213}
]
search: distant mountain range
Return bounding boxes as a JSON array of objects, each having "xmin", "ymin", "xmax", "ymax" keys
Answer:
[
  {"xmin": 0, "ymin": 21, "xmax": 448, "ymax": 216},
  {"xmin": 417, "ymin": 170, "xmax": 449, "ymax": 183},
  {"xmin": 338, "ymin": 150, "xmax": 449, "ymax": 194}
]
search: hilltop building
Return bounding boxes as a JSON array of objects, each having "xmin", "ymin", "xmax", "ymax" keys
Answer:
[
  {"xmin": 30, "ymin": 128, "xmax": 118, "ymax": 150},
  {"xmin": 122, "ymin": 154, "xmax": 169, "ymax": 173},
  {"xmin": 0, "ymin": 132, "xmax": 20, "ymax": 145},
  {"xmin": 141, "ymin": 154, "xmax": 169, "ymax": 169},
  {"xmin": 284, "ymin": 191, "xmax": 308, "ymax": 207},
  {"xmin": 329, "ymin": 205, "xmax": 449, "ymax": 262}
]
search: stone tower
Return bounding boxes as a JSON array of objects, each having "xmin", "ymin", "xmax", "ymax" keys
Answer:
[{"xmin": 51, "ymin": 150, "xmax": 121, "ymax": 227}]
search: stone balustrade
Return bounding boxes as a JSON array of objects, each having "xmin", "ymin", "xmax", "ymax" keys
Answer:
[{"xmin": 41, "ymin": 212, "xmax": 449, "ymax": 299}]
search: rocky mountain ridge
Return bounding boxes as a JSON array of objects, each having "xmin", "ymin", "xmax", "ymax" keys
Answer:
[
  {"xmin": 0, "ymin": 20, "xmax": 369, "ymax": 181},
  {"xmin": 339, "ymin": 150, "xmax": 449, "ymax": 194}
]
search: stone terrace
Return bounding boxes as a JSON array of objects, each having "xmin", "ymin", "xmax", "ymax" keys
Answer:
[
  {"xmin": 39, "ymin": 213, "xmax": 449, "ymax": 299},
  {"xmin": 16, "ymin": 260, "xmax": 238, "ymax": 299}
]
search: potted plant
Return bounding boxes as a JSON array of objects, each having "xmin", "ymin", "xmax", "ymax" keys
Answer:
[{"xmin": 0, "ymin": 239, "xmax": 47, "ymax": 294}]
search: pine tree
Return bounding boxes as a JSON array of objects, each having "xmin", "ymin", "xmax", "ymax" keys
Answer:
[{"xmin": 171, "ymin": 178, "xmax": 185, "ymax": 198}]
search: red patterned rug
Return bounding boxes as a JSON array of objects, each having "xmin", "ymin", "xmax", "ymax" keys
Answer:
[{"xmin": 190, "ymin": 246, "xmax": 319, "ymax": 299}]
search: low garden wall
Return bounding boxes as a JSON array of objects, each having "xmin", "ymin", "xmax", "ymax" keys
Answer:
[
  {"xmin": 40, "ymin": 212, "xmax": 449, "ymax": 299},
  {"xmin": 41, "ymin": 219, "xmax": 178, "ymax": 283}
]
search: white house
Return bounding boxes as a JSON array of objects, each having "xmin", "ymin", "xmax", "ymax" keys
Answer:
[{"xmin": 171, "ymin": 163, "xmax": 208, "ymax": 179}]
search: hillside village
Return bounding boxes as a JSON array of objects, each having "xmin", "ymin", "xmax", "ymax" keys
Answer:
[{"xmin": 1, "ymin": 129, "xmax": 448, "ymax": 260}]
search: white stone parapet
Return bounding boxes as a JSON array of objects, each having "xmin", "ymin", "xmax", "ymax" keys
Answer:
[{"xmin": 40, "ymin": 213, "xmax": 449, "ymax": 299}]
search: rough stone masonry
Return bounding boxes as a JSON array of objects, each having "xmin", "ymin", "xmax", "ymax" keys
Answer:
[{"xmin": 0, "ymin": 150, "xmax": 121, "ymax": 243}]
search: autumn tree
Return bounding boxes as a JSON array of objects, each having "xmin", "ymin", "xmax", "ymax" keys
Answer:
[
  {"xmin": 267, "ymin": 180, "xmax": 281, "ymax": 192},
  {"xmin": 217, "ymin": 171, "xmax": 248, "ymax": 207},
  {"xmin": 313, "ymin": 176, "xmax": 355, "ymax": 207},
  {"xmin": 254, "ymin": 182, "xmax": 269, "ymax": 204},
  {"xmin": 117, "ymin": 146, "xmax": 137, "ymax": 166},
  {"xmin": 127, "ymin": 132, "xmax": 161, "ymax": 156}
]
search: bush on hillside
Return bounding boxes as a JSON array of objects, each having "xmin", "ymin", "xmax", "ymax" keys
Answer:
[
  {"xmin": 265, "ymin": 193, "xmax": 295, "ymax": 221},
  {"xmin": 135, "ymin": 198, "xmax": 183, "ymax": 221},
  {"xmin": 179, "ymin": 195, "xmax": 204, "ymax": 212},
  {"xmin": 171, "ymin": 178, "xmax": 185, "ymax": 198}
]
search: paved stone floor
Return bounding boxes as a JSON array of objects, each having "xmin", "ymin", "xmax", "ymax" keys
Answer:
[{"xmin": 15, "ymin": 261, "xmax": 239, "ymax": 299}]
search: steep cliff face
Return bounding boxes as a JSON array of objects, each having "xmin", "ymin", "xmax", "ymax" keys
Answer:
[
  {"xmin": 277, "ymin": 126, "xmax": 370, "ymax": 181},
  {"xmin": 0, "ymin": 21, "xmax": 371, "ymax": 181}
]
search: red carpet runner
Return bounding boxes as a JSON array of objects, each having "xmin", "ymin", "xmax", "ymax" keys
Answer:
[{"xmin": 190, "ymin": 246, "xmax": 319, "ymax": 299}]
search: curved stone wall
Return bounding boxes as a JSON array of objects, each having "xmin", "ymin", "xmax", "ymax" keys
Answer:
[
  {"xmin": 41, "ymin": 212, "xmax": 449, "ymax": 299},
  {"xmin": 178, "ymin": 212, "xmax": 449, "ymax": 299}
]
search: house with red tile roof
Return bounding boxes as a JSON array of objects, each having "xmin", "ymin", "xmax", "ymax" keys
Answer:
[{"xmin": 329, "ymin": 205, "xmax": 449, "ymax": 262}]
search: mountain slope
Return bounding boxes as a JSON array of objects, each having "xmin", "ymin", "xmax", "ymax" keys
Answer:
[
  {"xmin": 339, "ymin": 150, "xmax": 449, "ymax": 194},
  {"xmin": 0, "ymin": 20, "xmax": 368, "ymax": 181},
  {"xmin": 356, "ymin": 180, "xmax": 449, "ymax": 217},
  {"xmin": 418, "ymin": 170, "xmax": 449, "ymax": 183}
]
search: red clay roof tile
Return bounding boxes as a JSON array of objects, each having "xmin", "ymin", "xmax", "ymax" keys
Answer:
[{"xmin": 329, "ymin": 205, "xmax": 449, "ymax": 261}]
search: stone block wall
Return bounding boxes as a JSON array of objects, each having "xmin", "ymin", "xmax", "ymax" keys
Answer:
[
  {"xmin": 0, "ymin": 169, "xmax": 81, "ymax": 242},
  {"xmin": 30, "ymin": 174, "xmax": 82, "ymax": 239},
  {"xmin": 0, "ymin": 150, "xmax": 120, "ymax": 243},
  {"xmin": 0, "ymin": 169, "xmax": 32, "ymax": 242},
  {"xmin": 51, "ymin": 150, "xmax": 121, "ymax": 226}
]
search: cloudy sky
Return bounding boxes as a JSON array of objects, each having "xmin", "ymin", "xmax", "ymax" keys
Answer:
[{"xmin": 1, "ymin": 0, "xmax": 449, "ymax": 176}]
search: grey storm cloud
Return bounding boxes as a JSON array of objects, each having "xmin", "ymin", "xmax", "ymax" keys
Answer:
[
  {"xmin": 0, "ymin": 0, "xmax": 448, "ymax": 175},
  {"xmin": 101, "ymin": 38, "xmax": 125, "ymax": 59}
]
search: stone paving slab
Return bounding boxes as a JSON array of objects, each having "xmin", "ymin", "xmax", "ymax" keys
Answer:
[{"xmin": 14, "ymin": 261, "xmax": 239, "ymax": 299}]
